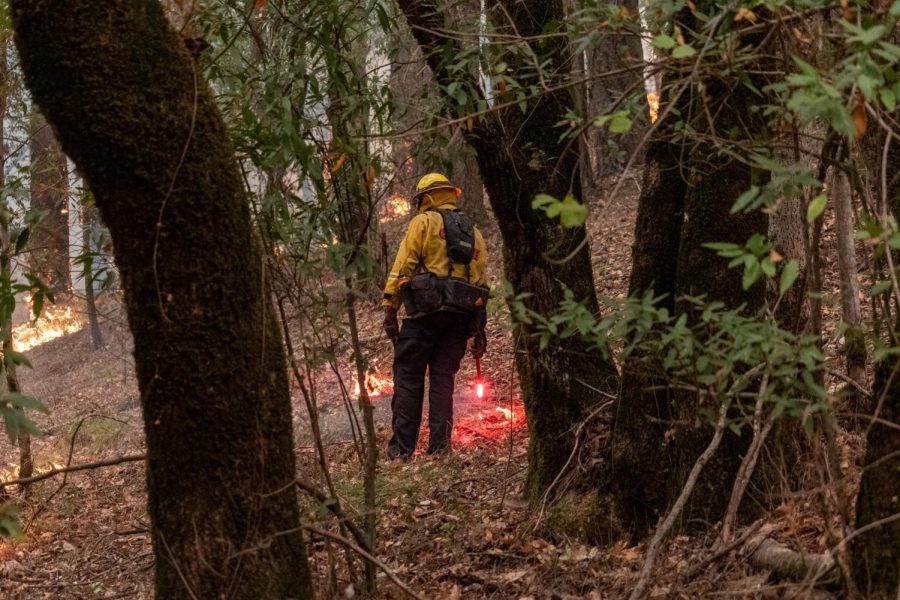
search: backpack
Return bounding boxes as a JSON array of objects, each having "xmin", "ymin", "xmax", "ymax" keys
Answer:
[
  {"xmin": 437, "ymin": 209, "xmax": 476, "ymax": 275},
  {"xmin": 402, "ymin": 209, "xmax": 488, "ymax": 315}
]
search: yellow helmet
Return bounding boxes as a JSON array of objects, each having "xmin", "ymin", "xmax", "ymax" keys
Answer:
[{"xmin": 413, "ymin": 173, "xmax": 462, "ymax": 201}]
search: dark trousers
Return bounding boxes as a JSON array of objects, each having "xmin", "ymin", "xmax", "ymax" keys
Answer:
[{"xmin": 388, "ymin": 311, "xmax": 470, "ymax": 457}]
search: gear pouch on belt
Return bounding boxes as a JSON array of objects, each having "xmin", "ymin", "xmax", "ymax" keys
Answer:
[
  {"xmin": 404, "ymin": 272, "xmax": 443, "ymax": 315},
  {"xmin": 443, "ymin": 278, "xmax": 489, "ymax": 314}
]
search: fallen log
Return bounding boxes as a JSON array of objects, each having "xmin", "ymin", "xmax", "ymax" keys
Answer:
[{"xmin": 744, "ymin": 535, "xmax": 838, "ymax": 585}]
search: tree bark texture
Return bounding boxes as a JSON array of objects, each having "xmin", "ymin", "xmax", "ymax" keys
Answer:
[
  {"xmin": 769, "ymin": 125, "xmax": 820, "ymax": 334},
  {"xmin": 667, "ymin": 69, "xmax": 770, "ymax": 532},
  {"xmin": 29, "ymin": 111, "xmax": 70, "ymax": 294},
  {"xmin": 854, "ymin": 115, "xmax": 900, "ymax": 598},
  {"xmin": 11, "ymin": 2, "xmax": 313, "ymax": 598},
  {"xmin": 606, "ymin": 95, "xmax": 686, "ymax": 537},
  {"xmin": 612, "ymin": 11, "xmax": 774, "ymax": 534},
  {"xmin": 850, "ymin": 359, "xmax": 900, "ymax": 598},
  {"xmin": 831, "ymin": 168, "xmax": 866, "ymax": 386},
  {"xmin": 399, "ymin": 0, "xmax": 620, "ymax": 500}
]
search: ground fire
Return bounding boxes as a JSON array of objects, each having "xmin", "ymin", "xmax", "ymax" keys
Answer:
[
  {"xmin": 12, "ymin": 300, "xmax": 84, "ymax": 352},
  {"xmin": 351, "ymin": 369, "xmax": 394, "ymax": 399},
  {"xmin": 380, "ymin": 194, "xmax": 411, "ymax": 222}
]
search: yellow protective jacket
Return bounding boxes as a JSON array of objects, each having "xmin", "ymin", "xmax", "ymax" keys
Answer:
[{"xmin": 383, "ymin": 189, "xmax": 488, "ymax": 312}]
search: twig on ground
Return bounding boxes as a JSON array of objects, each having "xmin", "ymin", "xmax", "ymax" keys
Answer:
[
  {"xmin": 629, "ymin": 400, "xmax": 730, "ymax": 600},
  {"xmin": 670, "ymin": 520, "xmax": 765, "ymax": 587},
  {"xmin": 0, "ymin": 454, "xmax": 145, "ymax": 488},
  {"xmin": 305, "ymin": 525, "xmax": 425, "ymax": 600},
  {"xmin": 295, "ymin": 478, "xmax": 369, "ymax": 551},
  {"xmin": 716, "ymin": 377, "xmax": 773, "ymax": 549}
]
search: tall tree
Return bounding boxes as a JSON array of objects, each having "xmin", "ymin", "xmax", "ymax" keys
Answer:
[
  {"xmin": 605, "ymin": 77, "xmax": 687, "ymax": 536},
  {"xmin": 389, "ymin": 25, "xmax": 487, "ymax": 225},
  {"xmin": 398, "ymin": 0, "xmax": 619, "ymax": 499},
  {"xmin": 28, "ymin": 111, "xmax": 70, "ymax": 294},
  {"xmin": 607, "ymin": 7, "xmax": 774, "ymax": 535},
  {"xmin": 571, "ymin": 0, "xmax": 646, "ymax": 191},
  {"xmin": 853, "ymin": 108, "xmax": 900, "ymax": 600},
  {"xmin": 11, "ymin": 1, "xmax": 313, "ymax": 598}
]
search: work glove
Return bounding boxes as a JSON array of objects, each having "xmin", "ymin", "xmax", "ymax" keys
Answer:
[
  {"xmin": 470, "ymin": 329, "xmax": 487, "ymax": 359},
  {"xmin": 384, "ymin": 306, "xmax": 400, "ymax": 344}
]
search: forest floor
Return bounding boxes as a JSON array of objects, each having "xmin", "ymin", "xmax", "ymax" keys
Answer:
[{"xmin": 0, "ymin": 186, "xmax": 867, "ymax": 599}]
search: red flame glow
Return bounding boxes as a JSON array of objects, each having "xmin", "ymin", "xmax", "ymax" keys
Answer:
[{"xmin": 476, "ymin": 382, "xmax": 484, "ymax": 398}]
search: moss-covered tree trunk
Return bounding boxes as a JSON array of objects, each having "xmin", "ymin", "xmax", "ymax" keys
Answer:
[
  {"xmin": 399, "ymin": 0, "xmax": 619, "ymax": 500},
  {"xmin": 29, "ymin": 111, "xmax": 70, "ymax": 294},
  {"xmin": 668, "ymin": 145, "xmax": 768, "ymax": 527},
  {"xmin": 609, "ymin": 11, "xmax": 775, "ymax": 534},
  {"xmin": 605, "ymin": 83, "xmax": 687, "ymax": 537},
  {"xmin": 11, "ymin": 2, "xmax": 313, "ymax": 598}
]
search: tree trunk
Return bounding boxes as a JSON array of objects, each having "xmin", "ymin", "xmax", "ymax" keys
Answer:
[
  {"xmin": 449, "ymin": 139, "xmax": 486, "ymax": 226},
  {"xmin": 610, "ymin": 8, "xmax": 774, "ymax": 533},
  {"xmin": 832, "ymin": 168, "xmax": 866, "ymax": 386},
  {"xmin": 582, "ymin": 0, "xmax": 646, "ymax": 181},
  {"xmin": 81, "ymin": 202, "xmax": 103, "ymax": 350},
  {"xmin": 769, "ymin": 193, "xmax": 809, "ymax": 332},
  {"xmin": 29, "ymin": 111, "xmax": 70, "ymax": 294},
  {"xmin": 769, "ymin": 127, "xmax": 815, "ymax": 334},
  {"xmin": 0, "ymin": 36, "xmax": 31, "ymax": 483},
  {"xmin": 850, "ymin": 359, "xmax": 900, "ymax": 598},
  {"xmin": 11, "ymin": 2, "xmax": 313, "ymax": 598},
  {"xmin": 853, "ymin": 111, "xmax": 900, "ymax": 599},
  {"xmin": 399, "ymin": 0, "xmax": 620, "ymax": 501},
  {"xmin": 605, "ymin": 82, "xmax": 686, "ymax": 537},
  {"xmin": 389, "ymin": 24, "xmax": 487, "ymax": 226}
]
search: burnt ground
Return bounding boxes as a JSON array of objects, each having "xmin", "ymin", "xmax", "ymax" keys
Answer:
[{"xmin": 0, "ymin": 186, "xmax": 869, "ymax": 599}]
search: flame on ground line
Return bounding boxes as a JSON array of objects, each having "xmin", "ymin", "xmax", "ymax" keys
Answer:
[
  {"xmin": 12, "ymin": 301, "xmax": 84, "ymax": 352},
  {"xmin": 352, "ymin": 371, "xmax": 394, "ymax": 399}
]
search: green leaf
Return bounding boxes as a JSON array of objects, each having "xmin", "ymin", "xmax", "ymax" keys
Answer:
[
  {"xmin": 14, "ymin": 228, "xmax": 29, "ymax": 254},
  {"xmin": 731, "ymin": 186, "xmax": 759, "ymax": 214},
  {"xmin": 531, "ymin": 193, "xmax": 556, "ymax": 209},
  {"xmin": 672, "ymin": 44, "xmax": 696, "ymax": 59},
  {"xmin": 609, "ymin": 113, "xmax": 633, "ymax": 134},
  {"xmin": 32, "ymin": 291, "xmax": 44, "ymax": 319},
  {"xmin": 806, "ymin": 194, "xmax": 827, "ymax": 223},
  {"xmin": 652, "ymin": 34, "xmax": 676, "ymax": 49},
  {"xmin": 881, "ymin": 88, "xmax": 897, "ymax": 111},
  {"xmin": 742, "ymin": 258, "xmax": 762, "ymax": 290},
  {"xmin": 779, "ymin": 260, "xmax": 800, "ymax": 296},
  {"xmin": 703, "ymin": 242, "xmax": 741, "ymax": 251},
  {"xmin": 871, "ymin": 279, "xmax": 892, "ymax": 296},
  {"xmin": 559, "ymin": 195, "xmax": 589, "ymax": 228}
]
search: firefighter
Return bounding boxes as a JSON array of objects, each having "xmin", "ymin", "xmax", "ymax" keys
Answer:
[{"xmin": 383, "ymin": 173, "xmax": 488, "ymax": 459}]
